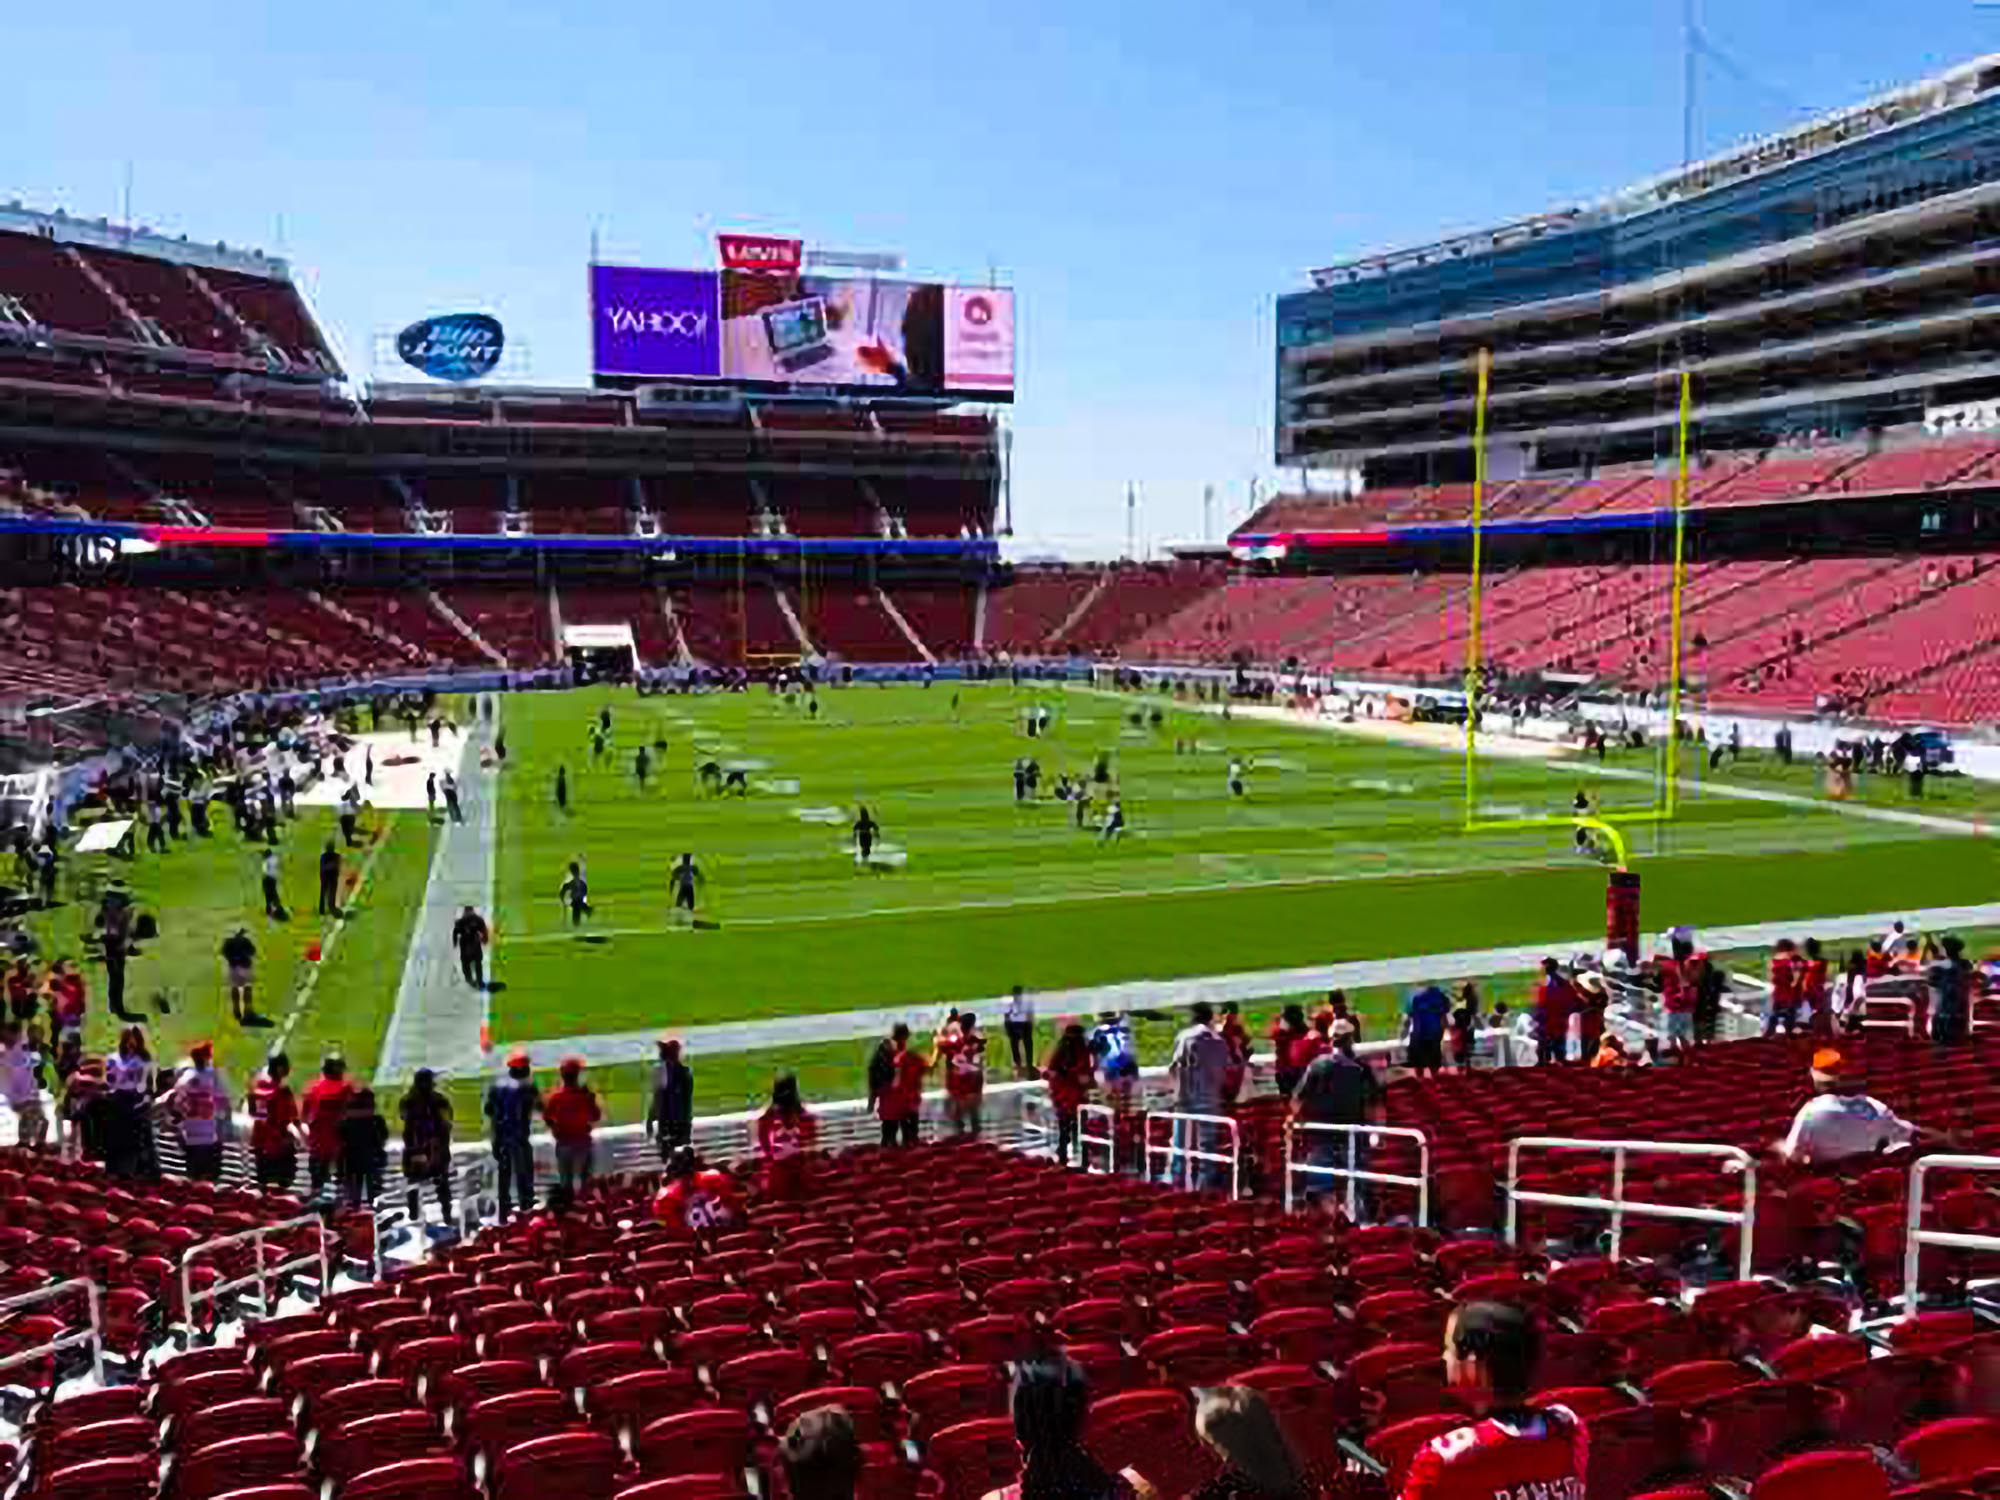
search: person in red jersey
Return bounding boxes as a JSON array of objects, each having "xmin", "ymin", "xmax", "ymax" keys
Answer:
[
  {"xmin": 937, "ymin": 1011, "xmax": 987, "ymax": 1137},
  {"xmin": 1800, "ymin": 937, "xmax": 1832, "ymax": 1036},
  {"xmin": 1269, "ymin": 1006, "xmax": 1309, "ymax": 1098},
  {"xmin": 248, "ymin": 1051, "xmax": 302, "ymax": 1192},
  {"xmin": 300, "ymin": 1054, "xmax": 355, "ymax": 1198},
  {"xmin": 652, "ymin": 1144, "xmax": 744, "ymax": 1237},
  {"xmin": 1573, "ymin": 973, "xmax": 1608, "ymax": 1064},
  {"xmin": 1400, "ymin": 1301, "xmax": 1586, "ymax": 1500},
  {"xmin": 1217, "ymin": 1002, "xmax": 1251, "ymax": 1105},
  {"xmin": 44, "ymin": 960, "xmax": 85, "ymax": 1046},
  {"xmin": 543, "ymin": 1055, "xmax": 601, "ymax": 1195},
  {"xmin": 874, "ymin": 1023, "xmax": 929, "ymax": 1147},
  {"xmin": 1767, "ymin": 939, "xmax": 1805, "ymax": 1035},
  {"xmin": 1043, "ymin": 1022, "xmax": 1096, "ymax": 1167},
  {"xmin": 756, "ymin": 1073, "xmax": 817, "ymax": 1201}
]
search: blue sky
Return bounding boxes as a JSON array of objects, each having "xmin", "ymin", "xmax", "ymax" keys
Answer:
[{"xmin": 6, "ymin": 1, "xmax": 1997, "ymax": 555}]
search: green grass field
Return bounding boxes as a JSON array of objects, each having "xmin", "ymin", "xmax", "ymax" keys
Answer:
[{"xmin": 22, "ymin": 680, "xmax": 1998, "ymax": 1123}]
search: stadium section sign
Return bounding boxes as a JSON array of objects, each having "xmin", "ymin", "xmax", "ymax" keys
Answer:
[{"xmin": 397, "ymin": 312, "xmax": 504, "ymax": 382}]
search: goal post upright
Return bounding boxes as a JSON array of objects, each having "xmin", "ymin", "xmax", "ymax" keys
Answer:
[
  {"xmin": 1663, "ymin": 368, "xmax": 1692, "ymax": 819},
  {"xmin": 1462, "ymin": 347, "xmax": 1492, "ymax": 832}
]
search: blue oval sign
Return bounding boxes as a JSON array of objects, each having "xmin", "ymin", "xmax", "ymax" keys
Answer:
[{"xmin": 397, "ymin": 312, "xmax": 504, "ymax": 382}]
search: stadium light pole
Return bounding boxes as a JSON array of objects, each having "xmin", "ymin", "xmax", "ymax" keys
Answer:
[{"xmin": 1125, "ymin": 483, "xmax": 1138, "ymax": 561}]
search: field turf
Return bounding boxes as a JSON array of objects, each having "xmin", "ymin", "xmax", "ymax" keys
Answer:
[{"xmin": 20, "ymin": 680, "xmax": 1999, "ymax": 1124}]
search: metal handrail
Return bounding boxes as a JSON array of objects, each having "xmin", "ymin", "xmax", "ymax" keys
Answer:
[
  {"xmin": 1077, "ymin": 1103, "xmax": 1119, "ymax": 1175},
  {"xmin": 1142, "ymin": 1110, "xmax": 1242, "ymax": 1199},
  {"xmin": 1857, "ymin": 994, "xmax": 1920, "ymax": 1036},
  {"xmin": 370, "ymin": 1157, "xmax": 499, "ymax": 1278},
  {"xmin": 1903, "ymin": 1153, "xmax": 2000, "ymax": 1314},
  {"xmin": 177, "ymin": 1212, "xmax": 329, "ymax": 1338},
  {"xmin": 1505, "ymin": 1135, "xmax": 1758, "ymax": 1280},
  {"xmin": 1284, "ymin": 1121, "xmax": 1430, "ymax": 1225},
  {"xmin": 0, "ymin": 1277, "xmax": 103, "ymax": 1387}
]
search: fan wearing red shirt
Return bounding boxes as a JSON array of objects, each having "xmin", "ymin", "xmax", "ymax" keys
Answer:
[
  {"xmin": 45, "ymin": 961, "xmax": 86, "ymax": 1043},
  {"xmin": 756, "ymin": 1074, "xmax": 817, "ymax": 1201},
  {"xmin": 300, "ymin": 1056, "xmax": 355, "ymax": 1198},
  {"xmin": 1800, "ymin": 937, "xmax": 1832, "ymax": 1036},
  {"xmin": 1535, "ymin": 959, "xmax": 1576, "ymax": 1066},
  {"xmin": 876, "ymin": 1024, "xmax": 930, "ymax": 1147},
  {"xmin": 248, "ymin": 1052, "xmax": 302, "ymax": 1193},
  {"xmin": 937, "ymin": 1012, "xmax": 987, "ymax": 1137},
  {"xmin": 544, "ymin": 1056, "xmax": 602, "ymax": 1196},
  {"xmin": 1289, "ymin": 1013, "xmax": 1332, "ymax": 1080},
  {"xmin": 1401, "ymin": 1302, "xmax": 1587, "ymax": 1500},
  {"xmin": 652, "ymin": 1145, "xmax": 744, "ymax": 1237},
  {"xmin": 1767, "ymin": 939, "xmax": 1805, "ymax": 1036},
  {"xmin": 1042, "ymin": 1023, "xmax": 1097, "ymax": 1167},
  {"xmin": 1218, "ymin": 1002, "xmax": 1251, "ymax": 1105}
]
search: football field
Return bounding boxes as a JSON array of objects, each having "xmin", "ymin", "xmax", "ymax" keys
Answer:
[{"xmin": 30, "ymin": 680, "xmax": 2000, "ymax": 1122}]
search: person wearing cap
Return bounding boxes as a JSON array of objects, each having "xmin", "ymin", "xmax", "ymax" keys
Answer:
[
  {"xmin": 452, "ymin": 905, "xmax": 490, "ymax": 990},
  {"xmin": 169, "ymin": 1040, "xmax": 231, "ymax": 1182},
  {"xmin": 0, "ymin": 1020, "xmax": 47, "ymax": 1153},
  {"xmin": 1291, "ymin": 1017, "xmax": 1382, "ymax": 1208},
  {"xmin": 544, "ymin": 1056, "xmax": 601, "ymax": 1195},
  {"xmin": 484, "ymin": 1048, "xmax": 544, "ymax": 1219},
  {"xmin": 647, "ymin": 1036, "xmax": 694, "ymax": 1158},
  {"xmin": 1573, "ymin": 972, "xmax": 1609, "ymax": 1063},
  {"xmin": 1778, "ymin": 1049, "xmax": 1920, "ymax": 1167},
  {"xmin": 248, "ymin": 1052, "xmax": 302, "ymax": 1192}
]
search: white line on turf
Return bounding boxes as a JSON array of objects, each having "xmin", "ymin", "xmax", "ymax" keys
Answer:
[
  {"xmin": 272, "ymin": 810, "xmax": 402, "ymax": 1054},
  {"xmin": 453, "ymin": 897, "xmax": 2000, "ymax": 1074}
]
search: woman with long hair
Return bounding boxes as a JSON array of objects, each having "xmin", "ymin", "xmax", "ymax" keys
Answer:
[
  {"xmin": 103, "ymin": 1025, "xmax": 157, "ymax": 1180},
  {"xmin": 756, "ymin": 1072, "xmax": 817, "ymax": 1201},
  {"xmin": 1189, "ymin": 1387, "xmax": 1308, "ymax": 1500},
  {"xmin": 984, "ymin": 1357, "xmax": 1151, "ymax": 1500},
  {"xmin": 1269, "ymin": 1005, "xmax": 1309, "ymax": 1098},
  {"xmin": 1043, "ymin": 1024, "xmax": 1095, "ymax": 1167}
]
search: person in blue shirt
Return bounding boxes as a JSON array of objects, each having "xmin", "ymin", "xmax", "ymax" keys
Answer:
[{"xmin": 1404, "ymin": 983, "xmax": 1452, "ymax": 1078}]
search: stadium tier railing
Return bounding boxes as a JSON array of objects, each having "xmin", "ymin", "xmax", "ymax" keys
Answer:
[
  {"xmin": 1142, "ymin": 1110, "xmax": 1244, "ymax": 1199},
  {"xmin": 1077, "ymin": 1103, "xmax": 1121, "ymax": 1174},
  {"xmin": 1902, "ymin": 1153, "xmax": 2000, "ymax": 1315},
  {"xmin": 1505, "ymin": 1136, "xmax": 1759, "ymax": 1280},
  {"xmin": 177, "ymin": 1212, "xmax": 330, "ymax": 1341},
  {"xmin": 0, "ymin": 1278, "xmax": 104, "ymax": 1387},
  {"xmin": 1283, "ymin": 1121, "xmax": 1431, "ymax": 1222}
]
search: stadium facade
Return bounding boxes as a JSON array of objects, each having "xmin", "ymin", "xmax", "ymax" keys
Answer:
[{"xmin": 1277, "ymin": 56, "xmax": 2000, "ymax": 484}]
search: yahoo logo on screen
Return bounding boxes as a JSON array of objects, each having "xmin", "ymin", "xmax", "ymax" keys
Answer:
[{"xmin": 591, "ymin": 265, "xmax": 721, "ymax": 378}]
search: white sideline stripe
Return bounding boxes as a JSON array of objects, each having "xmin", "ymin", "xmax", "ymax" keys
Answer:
[
  {"xmin": 1574, "ymin": 761, "xmax": 1994, "ymax": 838},
  {"xmin": 466, "ymin": 898, "xmax": 2000, "ymax": 1076}
]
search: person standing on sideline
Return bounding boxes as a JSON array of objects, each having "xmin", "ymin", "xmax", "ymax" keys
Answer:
[
  {"xmin": 1003, "ymin": 985, "xmax": 1035, "ymax": 1077},
  {"xmin": 400, "ymin": 1069, "xmax": 454, "ymax": 1228},
  {"xmin": 634, "ymin": 745, "xmax": 651, "ymax": 790},
  {"xmin": 442, "ymin": 771, "xmax": 463, "ymax": 825},
  {"xmin": 0, "ymin": 1022, "xmax": 47, "ymax": 1151},
  {"xmin": 1397, "ymin": 1303, "xmax": 1587, "ymax": 1500},
  {"xmin": 1403, "ymin": 981, "xmax": 1452, "ymax": 1079},
  {"xmin": 1929, "ymin": 934, "xmax": 1973, "ymax": 1046},
  {"xmin": 317, "ymin": 840, "xmax": 341, "ymax": 917},
  {"xmin": 940, "ymin": 1012, "xmax": 987, "ymax": 1137},
  {"xmin": 169, "ymin": 1040, "xmax": 229, "ymax": 1182},
  {"xmin": 452, "ymin": 905, "xmax": 489, "ymax": 989},
  {"xmin": 338, "ymin": 785, "xmax": 361, "ymax": 848},
  {"xmin": 143, "ymin": 799, "xmax": 167, "ymax": 854},
  {"xmin": 248, "ymin": 1052, "xmax": 302, "ymax": 1192},
  {"xmin": 1043, "ymin": 1022, "xmax": 1096, "ymax": 1166},
  {"xmin": 337, "ymin": 1089, "xmax": 389, "ymax": 1208},
  {"xmin": 545, "ymin": 1056, "xmax": 601, "ymax": 1195},
  {"xmin": 425, "ymin": 773, "xmax": 439, "ymax": 821},
  {"xmin": 301, "ymin": 1055, "xmax": 355, "ymax": 1199},
  {"xmin": 852, "ymin": 805, "xmax": 880, "ymax": 868},
  {"xmin": 261, "ymin": 848, "xmax": 286, "ymax": 921},
  {"xmin": 485, "ymin": 1049, "xmax": 543, "ymax": 1219},
  {"xmin": 647, "ymin": 1037, "xmax": 693, "ymax": 1158},
  {"xmin": 1166, "ymin": 1002, "xmax": 1230, "ymax": 1189},
  {"xmin": 99, "ymin": 883, "xmax": 136, "ymax": 1022},
  {"xmin": 221, "ymin": 927, "xmax": 260, "ymax": 1026},
  {"xmin": 873, "ymin": 1024, "xmax": 928, "ymax": 1147},
  {"xmin": 756, "ymin": 1073, "xmax": 817, "ymax": 1201}
]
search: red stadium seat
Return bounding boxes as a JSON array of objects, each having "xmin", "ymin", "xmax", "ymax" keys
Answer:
[{"xmin": 492, "ymin": 1431, "xmax": 623, "ymax": 1500}]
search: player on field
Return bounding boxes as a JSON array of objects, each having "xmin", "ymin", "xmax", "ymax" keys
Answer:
[
  {"xmin": 669, "ymin": 853, "xmax": 703, "ymax": 924},
  {"xmin": 1228, "ymin": 758, "xmax": 1246, "ymax": 797},
  {"xmin": 1399, "ymin": 1301, "xmax": 1587, "ymax": 1500},
  {"xmin": 554, "ymin": 765, "xmax": 569, "ymax": 814},
  {"xmin": 559, "ymin": 860, "xmax": 592, "ymax": 927},
  {"xmin": 853, "ymin": 806, "xmax": 880, "ymax": 868},
  {"xmin": 1099, "ymin": 797, "xmax": 1125, "ymax": 841},
  {"xmin": 635, "ymin": 744, "xmax": 650, "ymax": 789}
]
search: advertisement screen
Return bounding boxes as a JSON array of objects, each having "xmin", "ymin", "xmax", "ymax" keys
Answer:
[
  {"xmin": 591, "ymin": 265, "xmax": 722, "ymax": 380},
  {"xmin": 592, "ymin": 263, "xmax": 1012, "ymax": 399}
]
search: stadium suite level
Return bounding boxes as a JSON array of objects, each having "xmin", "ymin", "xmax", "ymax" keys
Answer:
[{"xmin": 1277, "ymin": 55, "xmax": 2000, "ymax": 482}]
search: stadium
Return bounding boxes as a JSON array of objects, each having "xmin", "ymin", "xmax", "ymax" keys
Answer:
[{"xmin": 0, "ymin": 36, "xmax": 1997, "ymax": 1500}]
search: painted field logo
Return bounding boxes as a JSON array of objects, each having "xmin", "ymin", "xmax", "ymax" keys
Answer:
[{"xmin": 397, "ymin": 312, "xmax": 504, "ymax": 382}]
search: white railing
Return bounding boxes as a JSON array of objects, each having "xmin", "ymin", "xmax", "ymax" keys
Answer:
[
  {"xmin": 1142, "ymin": 1111, "xmax": 1242, "ymax": 1199},
  {"xmin": 0, "ymin": 1278, "xmax": 103, "ymax": 1388},
  {"xmin": 370, "ymin": 1157, "xmax": 500, "ymax": 1278},
  {"xmin": 177, "ymin": 1213, "xmax": 329, "ymax": 1338},
  {"xmin": 1077, "ymin": 1104, "xmax": 1120, "ymax": 1175},
  {"xmin": 1505, "ymin": 1136, "xmax": 1758, "ymax": 1280},
  {"xmin": 1903, "ymin": 1153, "xmax": 2000, "ymax": 1314},
  {"xmin": 1858, "ymin": 995, "xmax": 1921, "ymax": 1036},
  {"xmin": 1283, "ymin": 1121, "xmax": 1430, "ymax": 1224}
]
